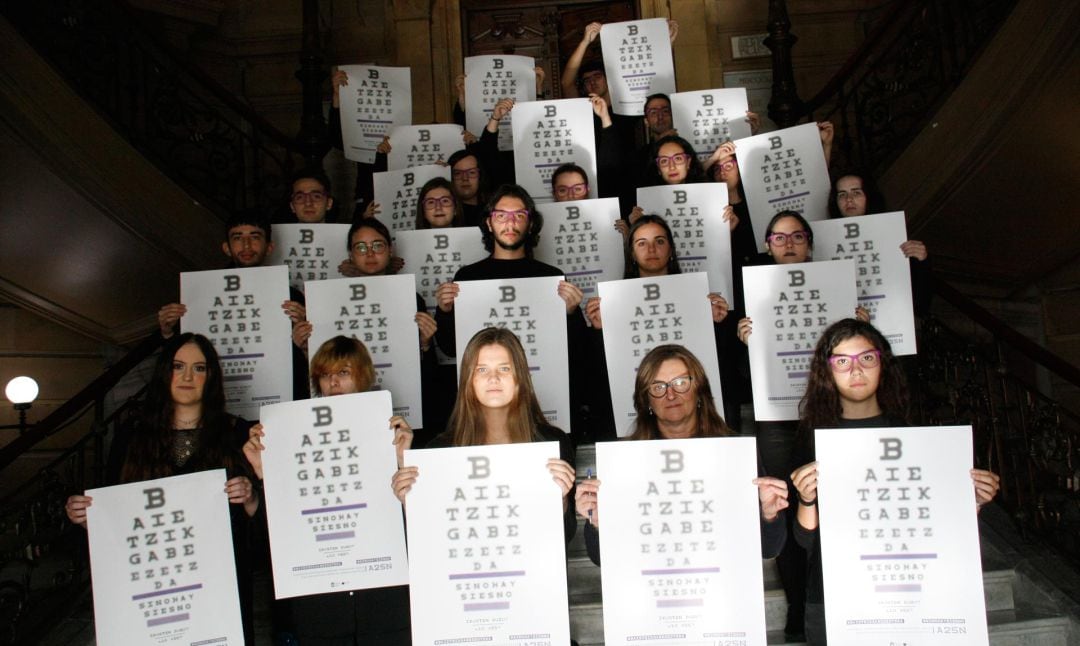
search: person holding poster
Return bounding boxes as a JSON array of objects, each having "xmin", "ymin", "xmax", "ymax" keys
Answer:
[
  {"xmin": 789, "ymin": 319, "xmax": 1001, "ymax": 644},
  {"xmin": 391, "ymin": 327, "xmax": 577, "ymax": 543},
  {"xmin": 573, "ymin": 344, "xmax": 789, "ymax": 565},
  {"xmin": 65, "ymin": 334, "xmax": 261, "ymax": 642},
  {"xmin": 829, "ymin": 170, "xmax": 933, "ymax": 316},
  {"xmin": 244, "ymin": 335, "xmax": 415, "ymax": 645}
]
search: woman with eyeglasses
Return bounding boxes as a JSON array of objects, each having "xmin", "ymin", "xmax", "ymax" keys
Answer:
[
  {"xmin": 415, "ymin": 177, "xmax": 465, "ymax": 229},
  {"xmin": 573, "ymin": 344, "xmax": 789, "ymax": 566},
  {"xmin": 245, "ymin": 335, "xmax": 415, "ymax": 645},
  {"xmin": 789, "ymin": 319, "xmax": 1000, "ymax": 644}
]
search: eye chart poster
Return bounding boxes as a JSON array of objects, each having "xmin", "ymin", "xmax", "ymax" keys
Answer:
[
  {"xmin": 736, "ymin": 123, "xmax": 832, "ymax": 237},
  {"xmin": 304, "ymin": 274, "xmax": 424, "ymax": 427},
  {"xmin": 404, "ymin": 442, "xmax": 571, "ymax": 646},
  {"xmin": 387, "ymin": 124, "xmax": 465, "ymax": 171},
  {"xmin": 636, "ymin": 184, "xmax": 734, "ymax": 301},
  {"xmin": 393, "ymin": 228, "xmax": 488, "ymax": 312},
  {"xmin": 372, "ymin": 164, "xmax": 452, "ymax": 233},
  {"xmin": 181, "ymin": 265, "xmax": 292, "ymax": 421},
  {"xmin": 811, "ymin": 212, "xmax": 916, "ymax": 355},
  {"xmin": 464, "ymin": 55, "xmax": 537, "ymax": 151},
  {"xmin": 816, "ymin": 426, "xmax": 989, "ymax": 646},
  {"xmin": 86, "ymin": 470, "xmax": 243, "ymax": 645},
  {"xmin": 597, "ymin": 438, "xmax": 768, "ymax": 646},
  {"xmin": 742, "ymin": 260, "xmax": 856, "ymax": 421},
  {"xmin": 671, "ymin": 88, "xmax": 752, "ymax": 161},
  {"xmin": 454, "ymin": 276, "xmax": 570, "ymax": 430},
  {"xmin": 598, "ymin": 273, "xmax": 723, "ymax": 435},
  {"xmin": 533, "ymin": 197, "xmax": 626, "ymax": 299},
  {"xmin": 268, "ymin": 224, "xmax": 351, "ymax": 292},
  {"xmin": 511, "ymin": 98, "xmax": 597, "ymax": 204},
  {"xmin": 338, "ymin": 65, "xmax": 412, "ymax": 164},
  {"xmin": 600, "ymin": 18, "xmax": 676, "ymax": 116}
]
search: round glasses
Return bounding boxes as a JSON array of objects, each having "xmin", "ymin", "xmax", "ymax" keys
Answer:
[
  {"xmin": 828, "ymin": 349, "xmax": 881, "ymax": 373},
  {"xmin": 351, "ymin": 240, "xmax": 388, "ymax": 255},
  {"xmin": 766, "ymin": 231, "xmax": 810, "ymax": 247},
  {"xmin": 647, "ymin": 375, "xmax": 693, "ymax": 398}
]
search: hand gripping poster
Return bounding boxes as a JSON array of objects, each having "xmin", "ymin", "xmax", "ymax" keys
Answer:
[
  {"xmin": 337, "ymin": 65, "xmax": 412, "ymax": 164},
  {"xmin": 464, "ymin": 55, "xmax": 537, "ymax": 151},
  {"xmin": 267, "ymin": 223, "xmax": 351, "ymax": 292},
  {"xmin": 180, "ymin": 265, "xmax": 293, "ymax": 421},
  {"xmin": 86, "ymin": 470, "xmax": 243, "ymax": 645},
  {"xmin": 600, "ymin": 18, "xmax": 677, "ymax": 116},
  {"xmin": 597, "ymin": 273, "xmax": 723, "ymax": 435},
  {"xmin": 636, "ymin": 183, "xmax": 735, "ymax": 301},
  {"xmin": 742, "ymin": 260, "xmax": 856, "ymax": 421},
  {"xmin": 259, "ymin": 391, "xmax": 409, "ymax": 599},
  {"xmin": 511, "ymin": 98, "xmax": 597, "ymax": 203},
  {"xmin": 815, "ymin": 426, "xmax": 989, "ymax": 645},
  {"xmin": 670, "ymin": 88, "xmax": 753, "ymax": 161},
  {"xmin": 393, "ymin": 228, "xmax": 488, "ymax": 312},
  {"xmin": 810, "ymin": 211, "xmax": 917, "ymax": 355},
  {"xmin": 596, "ymin": 438, "xmax": 768, "ymax": 645},
  {"xmin": 304, "ymin": 274, "xmax": 424, "ymax": 427},
  {"xmin": 735, "ymin": 122, "xmax": 833, "ymax": 237},
  {"xmin": 532, "ymin": 197, "xmax": 626, "ymax": 299},
  {"xmin": 372, "ymin": 163, "xmax": 452, "ymax": 233},
  {"xmin": 403, "ymin": 441, "xmax": 571, "ymax": 646},
  {"xmin": 386, "ymin": 124, "xmax": 465, "ymax": 170},
  {"xmin": 454, "ymin": 276, "xmax": 570, "ymax": 430}
]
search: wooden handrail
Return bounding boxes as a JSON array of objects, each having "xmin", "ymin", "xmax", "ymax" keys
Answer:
[{"xmin": 0, "ymin": 332, "xmax": 163, "ymax": 472}]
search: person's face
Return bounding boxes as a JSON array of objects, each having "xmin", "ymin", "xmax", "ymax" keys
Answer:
[
  {"xmin": 648, "ymin": 358, "xmax": 697, "ymax": 436},
  {"xmin": 712, "ymin": 154, "xmax": 740, "ymax": 186},
  {"xmin": 552, "ymin": 171, "xmax": 589, "ymax": 202},
  {"xmin": 581, "ymin": 70, "xmax": 608, "ymax": 98},
  {"xmin": 835, "ymin": 175, "xmax": 867, "ymax": 217},
  {"xmin": 657, "ymin": 142, "xmax": 691, "ymax": 185},
  {"xmin": 222, "ymin": 224, "xmax": 273, "ymax": 267},
  {"xmin": 471, "ymin": 344, "xmax": 518, "ymax": 410},
  {"xmin": 290, "ymin": 178, "xmax": 333, "ymax": 223},
  {"xmin": 349, "ymin": 227, "xmax": 391, "ymax": 275},
  {"xmin": 829, "ymin": 336, "xmax": 881, "ymax": 409},
  {"xmin": 767, "ymin": 216, "xmax": 811, "ymax": 264},
  {"xmin": 487, "ymin": 196, "xmax": 530, "ymax": 251},
  {"xmin": 171, "ymin": 342, "xmax": 208, "ymax": 407},
  {"xmin": 317, "ymin": 362, "xmax": 360, "ymax": 396},
  {"xmin": 631, "ymin": 222, "xmax": 672, "ymax": 276},
  {"xmin": 644, "ymin": 98, "xmax": 673, "ymax": 137},
  {"xmin": 451, "ymin": 156, "xmax": 481, "ymax": 203},
  {"xmin": 422, "ymin": 187, "xmax": 456, "ymax": 228}
]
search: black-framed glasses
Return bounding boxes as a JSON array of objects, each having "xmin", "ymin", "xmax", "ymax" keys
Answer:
[
  {"xmin": 647, "ymin": 375, "xmax": 693, "ymax": 398},
  {"xmin": 351, "ymin": 240, "xmax": 388, "ymax": 255},
  {"xmin": 828, "ymin": 349, "xmax": 881, "ymax": 373},
  {"xmin": 291, "ymin": 190, "xmax": 327, "ymax": 204},
  {"xmin": 766, "ymin": 231, "xmax": 810, "ymax": 247}
]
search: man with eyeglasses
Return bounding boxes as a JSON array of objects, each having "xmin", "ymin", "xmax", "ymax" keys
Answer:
[{"xmin": 287, "ymin": 169, "xmax": 335, "ymax": 224}]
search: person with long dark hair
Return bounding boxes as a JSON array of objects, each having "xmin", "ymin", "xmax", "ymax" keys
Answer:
[
  {"xmin": 573, "ymin": 344, "xmax": 788, "ymax": 566},
  {"xmin": 414, "ymin": 177, "xmax": 465, "ymax": 229},
  {"xmin": 790, "ymin": 319, "xmax": 1000, "ymax": 644},
  {"xmin": 65, "ymin": 333, "xmax": 260, "ymax": 641}
]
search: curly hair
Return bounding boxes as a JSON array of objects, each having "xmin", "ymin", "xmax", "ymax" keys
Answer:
[
  {"xmin": 645, "ymin": 134, "xmax": 706, "ymax": 186},
  {"xmin": 627, "ymin": 344, "xmax": 731, "ymax": 440},
  {"xmin": 480, "ymin": 184, "xmax": 544, "ymax": 255}
]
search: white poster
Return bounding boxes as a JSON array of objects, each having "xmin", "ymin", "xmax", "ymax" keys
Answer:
[
  {"xmin": 181, "ymin": 265, "xmax": 293, "ymax": 421},
  {"xmin": 464, "ymin": 55, "xmax": 537, "ymax": 151},
  {"xmin": 636, "ymin": 184, "xmax": 735, "ymax": 300},
  {"xmin": 338, "ymin": 65, "xmax": 412, "ymax": 164},
  {"xmin": 597, "ymin": 273, "xmax": 723, "ymax": 435},
  {"xmin": 811, "ymin": 212, "xmax": 917, "ymax": 355},
  {"xmin": 670, "ymin": 88, "xmax": 752, "ymax": 161},
  {"xmin": 454, "ymin": 276, "xmax": 571, "ymax": 429},
  {"xmin": 511, "ymin": 98, "xmax": 597, "ymax": 204},
  {"xmin": 742, "ymin": 260, "xmax": 856, "ymax": 421},
  {"xmin": 404, "ymin": 442, "xmax": 571, "ymax": 646},
  {"xmin": 394, "ymin": 228, "xmax": 488, "ymax": 311},
  {"xmin": 267, "ymin": 223, "xmax": 351, "ymax": 292},
  {"xmin": 533, "ymin": 197, "xmax": 625, "ymax": 299},
  {"xmin": 596, "ymin": 438, "xmax": 767, "ymax": 645},
  {"xmin": 86, "ymin": 470, "xmax": 243, "ymax": 645},
  {"xmin": 387, "ymin": 124, "xmax": 464, "ymax": 170},
  {"xmin": 259, "ymin": 391, "xmax": 409, "ymax": 599},
  {"xmin": 736, "ymin": 122, "xmax": 833, "ymax": 237},
  {"xmin": 816, "ymin": 426, "xmax": 989, "ymax": 645},
  {"xmin": 600, "ymin": 18, "xmax": 676, "ymax": 116},
  {"xmin": 372, "ymin": 164, "xmax": 452, "ymax": 233},
  {"xmin": 304, "ymin": 274, "xmax": 424, "ymax": 427}
]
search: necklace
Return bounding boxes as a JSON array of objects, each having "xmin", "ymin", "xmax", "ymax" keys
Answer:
[{"xmin": 174, "ymin": 416, "xmax": 202, "ymax": 429}]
